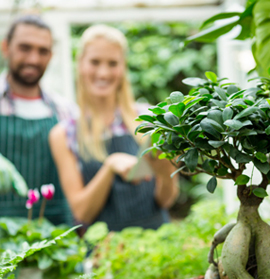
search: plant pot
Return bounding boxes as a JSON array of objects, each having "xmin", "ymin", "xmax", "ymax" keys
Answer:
[{"xmin": 17, "ymin": 267, "xmax": 43, "ymax": 279}]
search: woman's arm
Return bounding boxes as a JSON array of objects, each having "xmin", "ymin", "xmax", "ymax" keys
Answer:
[
  {"xmin": 146, "ymin": 155, "xmax": 179, "ymax": 208},
  {"xmin": 49, "ymin": 124, "xmax": 138, "ymax": 224}
]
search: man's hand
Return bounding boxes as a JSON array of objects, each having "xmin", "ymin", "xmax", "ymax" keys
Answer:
[{"xmin": 0, "ymin": 154, "xmax": 28, "ymax": 196}]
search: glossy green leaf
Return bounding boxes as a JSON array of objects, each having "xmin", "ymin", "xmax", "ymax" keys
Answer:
[
  {"xmin": 265, "ymin": 125, "xmax": 270, "ymax": 135},
  {"xmin": 255, "ymin": 152, "xmax": 267, "ymax": 163},
  {"xmin": 226, "ymin": 85, "xmax": 239, "ymax": 95},
  {"xmin": 224, "ymin": 119, "xmax": 251, "ymax": 130},
  {"xmin": 217, "ymin": 167, "xmax": 228, "ymax": 176},
  {"xmin": 205, "ymin": 71, "xmax": 217, "ymax": 82},
  {"xmin": 173, "ymin": 125, "xmax": 191, "ymax": 136},
  {"xmin": 185, "ymin": 148, "xmax": 198, "ymax": 172},
  {"xmin": 235, "ymin": 152, "xmax": 252, "ymax": 163},
  {"xmin": 235, "ymin": 174, "xmax": 250, "ymax": 185},
  {"xmin": 208, "ymin": 140, "xmax": 225, "ymax": 148},
  {"xmin": 222, "ymin": 107, "xmax": 234, "ymax": 121},
  {"xmin": 211, "ymin": 99, "xmax": 227, "ymax": 108},
  {"xmin": 200, "ymin": 119, "xmax": 221, "ymax": 139},
  {"xmin": 156, "ymin": 114, "xmax": 169, "ymax": 125},
  {"xmin": 148, "ymin": 106, "xmax": 166, "ymax": 115},
  {"xmin": 169, "ymin": 91, "xmax": 184, "ymax": 103},
  {"xmin": 199, "ymin": 88, "xmax": 210, "ymax": 96},
  {"xmin": 185, "ymin": 19, "xmax": 240, "ymax": 44},
  {"xmin": 137, "ymin": 115, "xmax": 155, "ymax": 123},
  {"xmin": 182, "ymin": 77, "xmax": 206, "ymax": 87},
  {"xmin": 164, "ymin": 112, "xmax": 179, "ymax": 126},
  {"xmin": 202, "ymin": 159, "xmax": 218, "ymax": 173},
  {"xmin": 201, "ymin": 118, "xmax": 224, "ymax": 133},
  {"xmin": 234, "ymin": 107, "xmax": 258, "ymax": 120},
  {"xmin": 254, "ymin": 158, "xmax": 270, "ymax": 174},
  {"xmin": 169, "ymin": 103, "xmax": 185, "ymax": 118},
  {"xmin": 194, "ymin": 138, "xmax": 213, "ymax": 150},
  {"xmin": 253, "ymin": 187, "xmax": 268, "ymax": 198},
  {"xmin": 215, "ymin": 86, "xmax": 227, "ymax": 101},
  {"xmin": 206, "ymin": 176, "xmax": 217, "ymax": 193},
  {"xmin": 200, "ymin": 12, "xmax": 241, "ymax": 30}
]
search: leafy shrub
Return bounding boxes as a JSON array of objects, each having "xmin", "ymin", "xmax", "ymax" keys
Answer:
[
  {"xmin": 84, "ymin": 200, "xmax": 234, "ymax": 279},
  {"xmin": 0, "ymin": 218, "xmax": 85, "ymax": 279}
]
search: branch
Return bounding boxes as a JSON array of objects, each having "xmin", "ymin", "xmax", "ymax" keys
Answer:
[{"xmin": 259, "ymin": 173, "xmax": 269, "ymax": 189}]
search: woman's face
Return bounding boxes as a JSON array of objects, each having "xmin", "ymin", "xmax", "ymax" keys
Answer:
[{"xmin": 80, "ymin": 38, "xmax": 125, "ymax": 100}]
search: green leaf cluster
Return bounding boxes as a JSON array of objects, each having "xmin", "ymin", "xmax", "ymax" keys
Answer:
[
  {"xmin": 136, "ymin": 72, "xmax": 270, "ymax": 196},
  {"xmin": 86, "ymin": 200, "xmax": 232, "ymax": 279},
  {"xmin": 0, "ymin": 218, "xmax": 85, "ymax": 279},
  {"xmin": 184, "ymin": 0, "xmax": 270, "ymax": 77}
]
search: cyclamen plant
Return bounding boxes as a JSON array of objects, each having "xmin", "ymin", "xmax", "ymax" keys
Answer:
[
  {"xmin": 135, "ymin": 72, "xmax": 270, "ymax": 278},
  {"xmin": 25, "ymin": 184, "xmax": 55, "ymax": 222}
]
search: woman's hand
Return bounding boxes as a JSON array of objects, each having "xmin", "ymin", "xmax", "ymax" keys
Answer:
[{"xmin": 105, "ymin": 153, "xmax": 139, "ymax": 182}]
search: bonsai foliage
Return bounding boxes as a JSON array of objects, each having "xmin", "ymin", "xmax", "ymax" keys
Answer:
[
  {"xmin": 184, "ymin": 0, "xmax": 270, "ymax": 77},
  {"xmin": 136, "ymin": 71, "xmax": 270, "ymax": 195},
  {"xmin": 136, "ymin": 71, "xmax": 270, "ymax": 278}
]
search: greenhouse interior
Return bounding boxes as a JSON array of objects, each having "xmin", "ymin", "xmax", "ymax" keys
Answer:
[{"xmin": 1, "ymin": 0, "xmax": 270, "ymax": 278}]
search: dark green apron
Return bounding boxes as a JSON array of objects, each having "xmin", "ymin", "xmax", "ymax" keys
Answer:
[{"xmin": 0, "ymin": 96, "xmax": 72, "ymax": 225}]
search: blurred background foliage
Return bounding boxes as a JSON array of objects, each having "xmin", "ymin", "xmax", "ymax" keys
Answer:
[{"xmin": 71, "ymin": 21, "xmax": 217, "ymax": 105}]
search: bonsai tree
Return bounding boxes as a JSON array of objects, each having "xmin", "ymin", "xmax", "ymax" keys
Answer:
[{"xmin": 135, "ymin": 71, "xmax": 270, "ymax": 278}]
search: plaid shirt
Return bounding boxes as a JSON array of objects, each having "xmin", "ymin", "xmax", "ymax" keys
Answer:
[{"xmin": 0, "ymin": 75, "xmax": 79, "ymax": 121}]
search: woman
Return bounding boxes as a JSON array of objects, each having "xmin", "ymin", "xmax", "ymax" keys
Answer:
[{"xmin": 49, "ymin": 24, "xmax": 178, "ymax": 232}]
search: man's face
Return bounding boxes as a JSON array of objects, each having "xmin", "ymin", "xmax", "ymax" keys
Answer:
[{"xmin": 3, "ymin": 24, "xmax": 52, "ymax": 87}]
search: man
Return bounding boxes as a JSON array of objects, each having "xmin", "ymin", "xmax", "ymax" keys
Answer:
[{"xmin": 0, "ymin": 14, "xmax": 78, "ymax": 225}]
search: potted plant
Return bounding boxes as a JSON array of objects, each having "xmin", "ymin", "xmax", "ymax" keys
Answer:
[{"xmin": 135, "ymin": 71, "xmax": 270, "ymax": 278}]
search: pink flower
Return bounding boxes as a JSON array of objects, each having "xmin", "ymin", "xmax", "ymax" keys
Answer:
[
  {"xmin": 41, "ymin": 184, "xmax": 55, "ymax": 200},
  {"xmin": 28, "ymin": 189, "xmax": 40, "ymax": 203},
  {"xmin": 26, "ymin": 199, "xmax": 33, "ymax": 209}
]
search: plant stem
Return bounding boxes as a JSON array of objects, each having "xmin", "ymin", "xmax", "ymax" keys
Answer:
[
  {"xmin": 28, "ymin": 208, "xmax": 32, "ymax": 223},
  {"xmin": 39, "ymin": 198, "xmax": 47, "ymax": 224}
]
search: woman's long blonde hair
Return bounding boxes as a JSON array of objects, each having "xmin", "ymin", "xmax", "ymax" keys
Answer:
[{"xmin": 77, "ymin": 24, "xmax": 140, "ymax": 162}]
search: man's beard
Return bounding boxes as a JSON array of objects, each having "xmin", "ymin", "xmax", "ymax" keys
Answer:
[{"xmin": 10, "ymin": 64, "xmax": 44, "ymax": 87}]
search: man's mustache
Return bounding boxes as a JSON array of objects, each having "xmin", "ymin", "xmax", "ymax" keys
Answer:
[{"xmin": 18, "ymin": 64, "xmax": 42, "ymax": 71}]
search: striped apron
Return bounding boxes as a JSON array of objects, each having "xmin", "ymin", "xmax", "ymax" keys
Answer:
[
  {"xmin": 0, "ymin": 98, "xmax": 72, "ymax": 225},
  {"xmin": 79, "ymin": 134, "xmax": 170, "ymax": 232}
]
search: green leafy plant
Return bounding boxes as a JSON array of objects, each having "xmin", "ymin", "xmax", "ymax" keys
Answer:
[
  {"xmin": 84, "ymin": 200, "xmax": 232, "ymax": 279},
  {"xmin": 0, "ymin": 218, "xmax": 85, "ymax": 279},
  {"xmin": 136, "ymin": 72, "xmax": 270, "ymax": 278},
  {"xmin": 0, "ymin": 224, "xmax": 81, "ymax": 279},
  {"xmin": 184, "ymin": 0, "xmax": 270, "ymax": 77}
]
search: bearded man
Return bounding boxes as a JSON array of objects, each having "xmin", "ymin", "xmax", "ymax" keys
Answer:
[{"xmin": 0, "ymin": 14, "xmax": 78, "ymax": 225}]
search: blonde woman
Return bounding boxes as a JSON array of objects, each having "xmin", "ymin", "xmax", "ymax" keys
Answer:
[{"xmin": 49, "ymin": 25, "xmax": 178, "ymax": 232}]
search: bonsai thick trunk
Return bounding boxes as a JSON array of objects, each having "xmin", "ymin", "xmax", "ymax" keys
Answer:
[{"xmin": 220, "ymin": 185, "xmax": 270, "ymax": 279}]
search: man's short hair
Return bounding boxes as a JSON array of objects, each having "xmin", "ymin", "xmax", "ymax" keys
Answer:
[{"xmin": 6, "ymin": 14, "xmax": 51, "ymax": 43}]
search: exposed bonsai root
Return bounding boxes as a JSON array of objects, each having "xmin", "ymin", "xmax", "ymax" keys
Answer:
[
  {"xmin": 221, "ymin": 221, "xmax": 253, "ymax": 279},
  {"xmin": 255, "ymin": 220, "xmax": 270, "ymax": 278},
  {"xmin": 208, "ymin": 223, "xmax": 236, "ymax": 266},
  {"xmin": 205, "ymin": 264, "xmax": 220, "ymax": 279}
]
